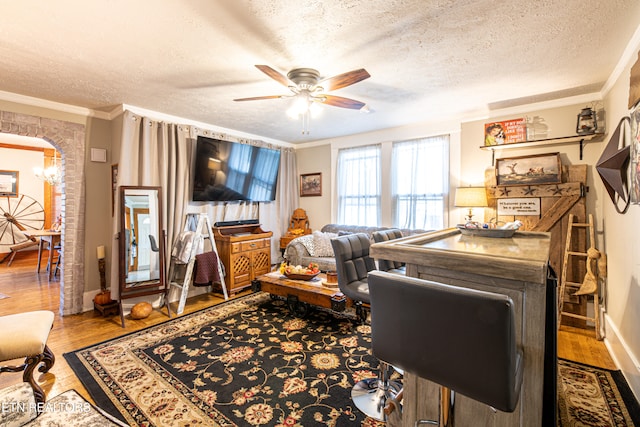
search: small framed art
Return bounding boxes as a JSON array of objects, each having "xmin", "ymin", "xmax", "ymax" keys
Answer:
[
  {"xmin": 0, "ymin": 170, "xmax": 18, "ymax": 196},
  {"xmin": 300, "ymin": 173, "xmax": 322, "ymax": 197},
  {"xmin": 495, "ymin": 153, "xmax": 561, "ymax": 186}
]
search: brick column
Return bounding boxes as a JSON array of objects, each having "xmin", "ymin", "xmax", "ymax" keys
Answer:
[{"xmin": 0, "ymin": 110, "xmax": 86, "ymax": 315}]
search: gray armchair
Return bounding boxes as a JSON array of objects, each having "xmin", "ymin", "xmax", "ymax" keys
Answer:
[
  {"xmin": 330, "ymin": 233, "xmax": 401, "ymax": 421},
  {"xmin": 330, "ymin": 233, "xmax": 376, "ymax": 318},
  {"xmin": 371, "ymin": 229, "xmax": 405, "ymax": 274}
]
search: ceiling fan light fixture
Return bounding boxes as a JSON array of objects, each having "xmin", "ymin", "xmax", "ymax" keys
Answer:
[
  {"xmin": 236, "ymin": 64, "xmax": 371, "ymax": 134},
  {"xmin": 309, "ymin": 101, "xmax": 323, "ymax": 118},
  {"xmin": 286, "ymin": 94, "xmax": 311, "ymax": 119}
]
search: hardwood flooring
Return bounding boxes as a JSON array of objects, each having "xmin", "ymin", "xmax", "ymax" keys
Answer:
[{"xmin": 0, "ymin": 250, "xmax": 616, "ymax": 407}]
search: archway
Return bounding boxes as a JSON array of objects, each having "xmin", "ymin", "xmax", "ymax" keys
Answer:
[{"xmin": 0, "ymin": 110, "xmax": 86, "ymax": 315}]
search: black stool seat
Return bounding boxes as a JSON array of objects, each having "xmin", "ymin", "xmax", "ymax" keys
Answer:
[{"xmin": 369, "ymin": 270, "xmax": 524, "ymax": 421}]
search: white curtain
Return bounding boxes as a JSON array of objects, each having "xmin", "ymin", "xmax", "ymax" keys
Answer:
[
  {"xmin": 273, "ymin": 148, "xmax": 297, "ymax": 262},
  {"xmin": 391, "ymin": 135, "xmax": 449, "ymax": 230},
  {"xmin": 337, "ymin": 144, "xmax": 381, "ymax": 226},
  {"xmin": 111, "ymin": 113, "xmax": 296, "ymax": 295},
  {"xmin": 110, "ymin": 111, "xmax": 193, "ymax": 298}
]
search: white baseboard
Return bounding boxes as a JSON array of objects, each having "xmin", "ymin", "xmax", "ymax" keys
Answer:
[
  {"xmin": 603, "ymin": 313, "xmax": 640, "ymax": 403},
  {"xmin": 82, "ymin": 286, "xmax": 209, "ymax": 314}
]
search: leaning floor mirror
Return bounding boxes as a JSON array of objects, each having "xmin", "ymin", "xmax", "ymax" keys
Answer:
[{"xmin": 118, "ymin": 186, "xmax": 171, "ymax": 327}]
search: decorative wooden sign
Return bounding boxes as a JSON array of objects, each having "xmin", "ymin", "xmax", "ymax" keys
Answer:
[{"xmin": 497, "ymin": 198, "xmax": 541, "ymax": 216}]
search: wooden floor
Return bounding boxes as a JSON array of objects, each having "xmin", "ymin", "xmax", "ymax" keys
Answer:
[{"xmin": 0, "ymin": 250, "xmax": 616, "ymax": 406}]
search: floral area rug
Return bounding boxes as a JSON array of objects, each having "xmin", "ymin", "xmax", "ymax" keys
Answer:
[
  {"xmin": 558, "ymin": 359, "xmax": 640, "ymax": 426},
  {"xmin": 64, "ymin": 293, "xmax": 385, "ymax": 426}
]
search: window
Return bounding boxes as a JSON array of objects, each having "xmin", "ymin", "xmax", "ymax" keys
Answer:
[
  {"xmin": 392, "ymin": 135, "xmax": 449, "ymax": 230},
  {"xmin": 336, "ymin": 144, "xmax": 381, "ymax": 226},
  {"xmin": 335, "ymin": 135, "xmax": 449, "ymax": 229}
]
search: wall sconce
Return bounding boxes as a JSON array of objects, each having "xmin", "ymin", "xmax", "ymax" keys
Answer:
[
  {"xmin": 454, "ymin": 187, "xmax": 488, "ymax": 222},
  {"xmin": 576, "ymin": 107, "xmax": 597, "ymax": 135}
]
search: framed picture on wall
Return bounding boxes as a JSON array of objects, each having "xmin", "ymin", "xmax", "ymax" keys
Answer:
[
  {"xmin": 0, "ymin": 170, "xmax": 18, "ymax": 196},
  {"xmin": 495, "ymin": 153, "xmax": 561, "ymax": 186},
  {"xmin": 300, "ymin": 173, "xmax": 322, "ymax": 197}
]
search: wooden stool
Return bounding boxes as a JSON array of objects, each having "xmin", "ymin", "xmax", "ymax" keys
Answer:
[{"xmin": 0, "ymin": 311, "xmax": 55, "ymax": 408}]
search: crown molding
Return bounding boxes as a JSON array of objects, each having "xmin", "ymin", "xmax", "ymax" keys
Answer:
[
  {"xmin": 602, "ymin": 22, "xmax": 640, "ymax": 97},
  {"xmin": 119, "ymin": 104, "xmax": 292, "ymax": 147},
  {"xmin": 0, "ymin": 90, "xmax": 111, "ymax": 120}
]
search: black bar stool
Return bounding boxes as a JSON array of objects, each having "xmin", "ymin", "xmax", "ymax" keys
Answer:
[{"xmin": 368, "ymin": 271, "xmax": 524, "ymax": 426}]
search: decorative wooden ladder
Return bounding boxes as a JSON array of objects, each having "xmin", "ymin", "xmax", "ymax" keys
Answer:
[
  {"xmin": 558, "ymin": 213, "xmax": 602, "ymax": 340},
  {"xmin": 169, "ymin": 213, "xmax": 228, "ymax": 315}
]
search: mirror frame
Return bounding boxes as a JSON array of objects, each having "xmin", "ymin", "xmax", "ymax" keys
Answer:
[{"xmin": 118, "ymin": 185, "xmax": 171, "ymax": 327}]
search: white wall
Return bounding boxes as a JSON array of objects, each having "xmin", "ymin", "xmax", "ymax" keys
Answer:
[
  {"xmin": 0, "ymin": 146, "xmax": 46, "ymax": 254},
  {"xmin": 599, "ymin": 29, "xmax": 640, "ymax": 401},
  {"xmin": 296, "ymin": 119, "xmax": 461, "ymax": 228},
  {"xmin": 0, "ymin": 147, "xmax": 45, "ymax": 202}
]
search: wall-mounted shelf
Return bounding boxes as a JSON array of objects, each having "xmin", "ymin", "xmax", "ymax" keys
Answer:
[{"xmin": 480, "ymin": 133, "xmax": 600, "ymax": 164}]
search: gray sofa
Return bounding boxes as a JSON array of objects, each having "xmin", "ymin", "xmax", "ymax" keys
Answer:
[{"xmin": 283, "ymin": 224, "xmax": 427, "ymax": 272}]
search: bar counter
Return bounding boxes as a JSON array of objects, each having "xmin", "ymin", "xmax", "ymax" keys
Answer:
[{"xmin": 370, "ymin": 228, "xmax": 553, "ymax": 427}]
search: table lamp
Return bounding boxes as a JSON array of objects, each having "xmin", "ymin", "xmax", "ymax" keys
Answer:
[{"xmin": 454, "ymin": 187, "xmax": 488, "ymax": 222}]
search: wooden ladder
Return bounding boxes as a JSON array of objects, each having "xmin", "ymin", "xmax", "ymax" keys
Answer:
[
  {"xmin": 558, "ymin": 213, "xmax": 602, "ymax": 340},
  {"xmin": 169, "ymin": 213, "xmax": 228, "ymax": 315}
]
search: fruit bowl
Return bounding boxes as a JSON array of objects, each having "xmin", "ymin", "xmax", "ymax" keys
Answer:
[{"xmin": 284, "ymin": 272, "xmax": 320, "ymax": 281}]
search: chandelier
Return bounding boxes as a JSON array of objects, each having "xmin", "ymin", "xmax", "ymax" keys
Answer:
[{"xmin": 34, "ymin": 151, "xmax": 62, "ymax": 186}]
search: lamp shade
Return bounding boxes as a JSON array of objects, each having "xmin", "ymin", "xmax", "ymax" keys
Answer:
[{"xmin": 454, "ymin": 187, "xmax": 488, "ymax": 208}]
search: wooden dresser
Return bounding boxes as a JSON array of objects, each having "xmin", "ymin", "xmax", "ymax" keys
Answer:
[
  {"xmin": 213, "ymin": 224, "xmax": 272, "ymax": 295},
  {"xmin": 371, "ymin": 228, "xmax": 555, "ymax": 427}
]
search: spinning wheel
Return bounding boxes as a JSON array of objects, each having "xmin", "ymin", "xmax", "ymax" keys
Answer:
[{"xmin": 0, "ymin": 194, "xmax": 45, "ymax": 249}]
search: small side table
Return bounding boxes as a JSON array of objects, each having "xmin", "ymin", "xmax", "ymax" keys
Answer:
[
  {"xmin": 279, "ymin": 234, "xmax": 299, "ymax": 251},
  {"xmin": 94, "ymin": 300, "xmax": 119, "ymax": 317}
]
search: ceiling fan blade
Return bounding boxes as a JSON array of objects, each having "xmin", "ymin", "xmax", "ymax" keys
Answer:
[
  {"xmin": 233, "ymin": 95, "xmax": 284, "ymax": 102},
  {"xmin": 319, "ymin": 68, "xmax": 370, "ymax": 91},
  {"xmin": 255, "ymin": 65, "xmax": 291, "ymax": 87},
  {"xmin": 319, "ymin": 95, "xmax": 366, "ymax": 110}
]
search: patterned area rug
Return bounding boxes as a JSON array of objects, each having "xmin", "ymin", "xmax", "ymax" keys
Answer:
[
  {"xmin": 558, "ymin": 359, "xmax": 640, "ymax": 426},
  {"xmin": 65, "ymin": 292, "xmax": 640, "ymax": 427},
  {"xmin": 65, "ymin": 293, "xmax": 386, "ymax": 426}
]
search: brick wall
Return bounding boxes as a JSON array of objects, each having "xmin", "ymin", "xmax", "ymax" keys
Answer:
[{"xmin": 0, "ymin": 110, "xmax": 86, "ymax": 315}]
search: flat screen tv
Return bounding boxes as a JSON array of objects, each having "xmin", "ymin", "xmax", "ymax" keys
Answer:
[{"xmin": 192, "ymin": 136, "xmax": 281, "ymax": 202}]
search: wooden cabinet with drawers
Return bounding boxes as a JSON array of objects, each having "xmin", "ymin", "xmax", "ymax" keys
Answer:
[{"xmin": 212, "ymin": 224, "xmax": 272, "ymax": 295}]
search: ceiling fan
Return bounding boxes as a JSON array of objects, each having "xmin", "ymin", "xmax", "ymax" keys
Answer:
[{"xmin": 234, "ymin": 65, "xmax": 371, "ymax": 111}]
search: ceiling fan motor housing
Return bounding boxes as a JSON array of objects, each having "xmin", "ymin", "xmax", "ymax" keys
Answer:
[{"xmin": 287, "ymin": 68, "xmax": 320, "ymax": 89}]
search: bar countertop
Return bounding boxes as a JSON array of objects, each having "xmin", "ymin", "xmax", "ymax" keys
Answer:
[{"xmin": 370, "ymin": 227, "xmax": 551, "ymax": 284}]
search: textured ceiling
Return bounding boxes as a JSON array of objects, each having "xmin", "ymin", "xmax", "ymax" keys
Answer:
[{"xmin": 0, "ymin": 0, "xmax": 639, "ymax": 144}]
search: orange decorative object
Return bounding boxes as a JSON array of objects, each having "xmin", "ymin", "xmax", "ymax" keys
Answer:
[
  {"xmin": 130, "ymin": 302, "xmax": 153, "ymax": 319},
  {"xmin": 280, "ymin": 208, "xmax": 312, "ymax": 250},
  {"xmin": 94, "ymin": 291, "xmax": 112, "ymax": 305}
]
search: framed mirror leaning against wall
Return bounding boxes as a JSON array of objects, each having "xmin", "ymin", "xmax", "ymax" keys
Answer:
[{"xmin": 118, "ymin": 186, "xmax": 171, "ymax": 327}]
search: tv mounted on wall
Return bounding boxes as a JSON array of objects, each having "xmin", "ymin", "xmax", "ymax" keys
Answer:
[{"xmin": 192, "ymin": 136, "xmax": 281, "ymax": 202}]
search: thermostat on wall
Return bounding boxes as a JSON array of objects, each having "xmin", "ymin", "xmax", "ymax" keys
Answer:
[{"xmin": 91, "ymin": 148, "xmax": 107, "ymax": 163}]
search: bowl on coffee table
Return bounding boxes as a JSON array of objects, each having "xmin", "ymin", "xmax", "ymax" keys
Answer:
[{"xmin": 284, "ymin": 271, "xmax": 320, "ymax": 281}]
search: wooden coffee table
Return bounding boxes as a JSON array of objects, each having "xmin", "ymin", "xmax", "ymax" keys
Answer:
[{"xmin": 252, "ymin": 271, "xmax": 348, "ymax": 316}]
